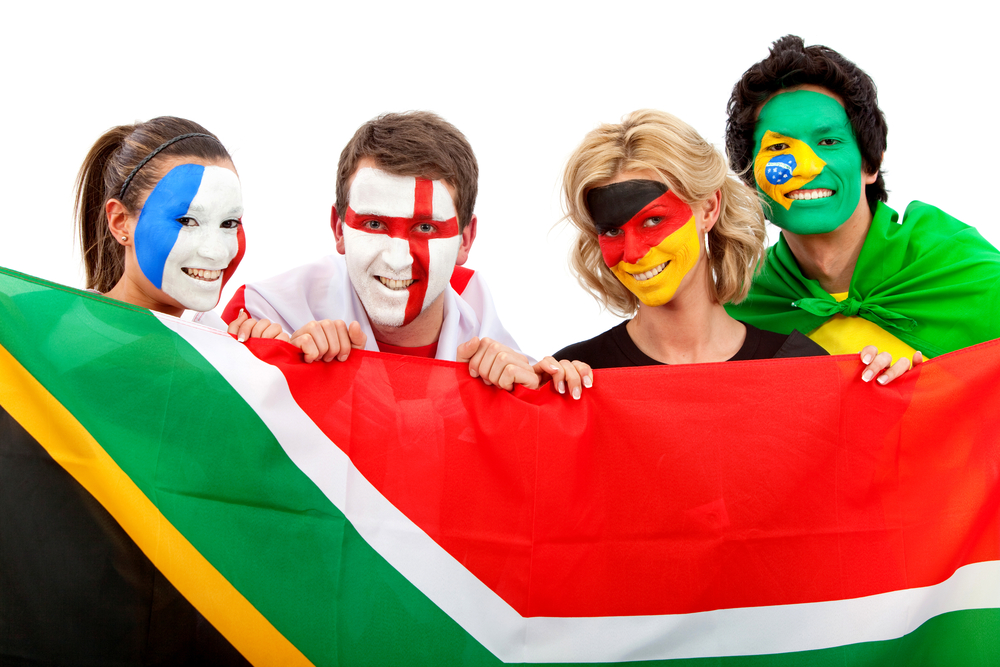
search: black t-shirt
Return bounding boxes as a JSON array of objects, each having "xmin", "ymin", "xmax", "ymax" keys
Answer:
[{"xmin": 554, "ymin": 320, "xmax": 827, "ymax": 369}]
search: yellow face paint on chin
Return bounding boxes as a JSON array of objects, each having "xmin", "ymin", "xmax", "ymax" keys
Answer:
[
  {"xmin": 611, "ymin": 217, "xmax": 700, "ymax": 307},
  {"xmin": 753, "ymin": 131, "xmax": 827, "ymax": 210}
]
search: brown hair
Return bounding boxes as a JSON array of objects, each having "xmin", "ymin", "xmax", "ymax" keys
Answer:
[
  {"xmin": 564, "ymin": 109, "xmax": 767, "ymax": 317},
  {"xmin": 74, "ymin": 117, "xmax": 232, "ymax": 292},
  {"xmin": 726, "ymin": 35, "xmax": 888, "ymax": 205},
  {"xmin": 335, "ymin": 111, "xmax": 478, "ymax": 230}
]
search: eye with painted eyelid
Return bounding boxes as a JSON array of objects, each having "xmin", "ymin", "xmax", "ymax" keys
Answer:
[
  {"xmin": 177, "ymin": 217, "xmax": 198, "ymax": 227},
  {"xmin": 642, "ymin": 216, "xmax": 664, "ymax": 228},
  {"xmin": 600, "ymin": 228, "xmax": 624, "ymax": 238},
  {"xmin": 765, "ymin": 142, "xmax": 790, "ymax": 152},
  {"xmin": 414, "ymin": 222, "xmax": 437, "ymax": 234},
  {"xmin": 363, "ymin": 219, "xmax": 386, "ymax": 231},
  {"xmin": 220, "ymin": 219, "xmax": 240, "ymax": 229},
  {"xmin": 817, "ymin": 138, "xmax": 841, "ymax": 146}
]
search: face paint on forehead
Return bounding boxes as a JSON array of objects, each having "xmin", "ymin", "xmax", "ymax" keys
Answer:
[
  {"xmin": 135, "ymin": 164, "xmax": 244, "ymax": 311},
  {"xmin": 342, "ymin": 167, "xmax": 463, "ymax": 327},
  {"xmin": 587, "ymin": 180, "xmax": 667, "ymax": 234}
]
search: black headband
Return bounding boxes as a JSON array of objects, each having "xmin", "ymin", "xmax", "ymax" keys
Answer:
[
  {"xmin": 586, "ymin": 180, "xmax": 668, "ymax": 233},
  {"xmin": 118, "ymin": 133, "xmax": 218, "ymax": 200}
]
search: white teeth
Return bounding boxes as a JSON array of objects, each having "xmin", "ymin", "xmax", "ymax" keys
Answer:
[
  {"xmin": 379, "ymin": 276, "xmax": 414, "ymax": 290},
  {"xmin": 182, "ymin": 268, "xmax": 223, "ymax": 281},
  {"xmin": 788, "ymin": 189, "xmax": 834, "ymax": 200},
  {"xmin": 630, "ymin": 262, "xmax": 668, "ymax": 282}
]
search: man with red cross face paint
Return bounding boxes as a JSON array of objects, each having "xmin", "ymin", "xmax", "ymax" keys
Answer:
[
  {"xmin": 224, "ymin": 112, "xmax": 524, "ymax": 374},
  {"xmin": 725, "ymin": 35, "xmax": 1000, "ymax": 385}
]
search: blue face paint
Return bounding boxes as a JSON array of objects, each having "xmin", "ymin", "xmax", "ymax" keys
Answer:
[
  {"xmin": 764, "ymin": 154, "xmax": 796, "ymax": 185},
  {"xmin": 134, "ymin": 163, "xmax": 205, "ymax": 289}
]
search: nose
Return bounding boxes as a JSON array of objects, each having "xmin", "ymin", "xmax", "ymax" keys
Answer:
[
  {"xmin": 381, "ymin": 237, "xmax": 413, "ymax": 271},
  {"xmin": 793, "ymin": 144, "xmax": 826, "ymax": 180},
  {"xmin": 196, "ymin": 227, "xmax": 233, "ymax": 262},
  {"xmin": 622, "ymin": 230, "xmax": 649, "ymax": 265}
]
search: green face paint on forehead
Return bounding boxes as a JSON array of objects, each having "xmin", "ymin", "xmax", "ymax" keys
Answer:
[{"xmin": 752, "ymin": 90, "xmax": 865, "ymax": 235}]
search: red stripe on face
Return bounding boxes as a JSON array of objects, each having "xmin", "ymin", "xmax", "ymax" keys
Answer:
[
  {"xmin": 413, "ymin": 178, "xmax": 434, "ymax": 219},
  {"xmin": 221, "ymin": 221, "xmax": 246, "ymax": 291},
  {"xmin": 597, "ymin": 191, "xmax": 693, "ymax": 267}
]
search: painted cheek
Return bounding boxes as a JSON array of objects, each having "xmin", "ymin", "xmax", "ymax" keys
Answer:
[{"xmin": 222, "ymin": 224, "xmax": 245, "ymax": 289}]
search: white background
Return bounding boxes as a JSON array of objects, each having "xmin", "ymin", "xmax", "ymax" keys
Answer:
[{"xmin": 1, "ymin": 1, "xmax": 994, "ymax": 358}]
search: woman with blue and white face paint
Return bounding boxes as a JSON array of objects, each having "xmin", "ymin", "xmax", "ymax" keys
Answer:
[{"xmin": 75, "ymin": 117, "xmax": 286, "ymax": 341}]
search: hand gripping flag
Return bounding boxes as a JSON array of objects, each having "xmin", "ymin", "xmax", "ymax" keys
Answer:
[{"xmin": 2, "ymin": 266, "xmax": 1000, "ymax": 666}]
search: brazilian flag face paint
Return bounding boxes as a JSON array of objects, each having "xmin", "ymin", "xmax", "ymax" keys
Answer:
[
  {"xmin": 753, "ymin": 90, "xmax": 865, "ymax": 234},
  {"xmin": 588, "ymin": 180, "xmax": 699, "ymax": 307}
]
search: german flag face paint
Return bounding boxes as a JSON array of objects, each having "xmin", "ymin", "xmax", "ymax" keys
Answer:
[
  {"xmin": 752, "ymin": 90, "xmax": 866, "ymax": 235},
  {"xmin": 343, "ymin": 168, "xmax": 462, "ymax": 327},
  {"xmin": 588, "ymin": 180, "xmax": 700, "ymax": 307}
]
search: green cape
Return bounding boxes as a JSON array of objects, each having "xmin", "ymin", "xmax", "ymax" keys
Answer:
[{"xmin": 726, "ymin": 201, "xmax": 1000, "ymax": 358}]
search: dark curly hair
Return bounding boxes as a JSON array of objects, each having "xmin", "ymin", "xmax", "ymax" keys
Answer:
[{"xmin": 725, "ymin": 35, "xmax": 888, "ymax": 206}]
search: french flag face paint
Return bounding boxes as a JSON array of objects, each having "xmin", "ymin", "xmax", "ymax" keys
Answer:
[
  {"xmin": 342, "ymin": 168, "xmax": 462, "ymax": 327},
  {"xmin": 134, "ymin": 164, "xmax": 244, "ymax": 312},
  {"xmin": 588, "ymin": 180, "xmax": 700, "ymax": 308}
]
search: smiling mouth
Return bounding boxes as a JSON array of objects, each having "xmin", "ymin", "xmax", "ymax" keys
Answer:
[
  {"xmin": 630, "ymin": 261, "xmax": 669, "ymax": 282},
  {"xmin": 183, "ymin": 268, "xmax": 223, "ymax": 281},
  {"xmin": 788, "ymin": 189, "xmax": 835, "ymax": 201},
  {"xmin": 378, "ymin": 276, "xmax": 415, "ymax": 290}
]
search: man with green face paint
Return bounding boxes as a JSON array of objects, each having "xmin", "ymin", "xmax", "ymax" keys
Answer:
[{"xmin": 725, "ymin": 35, "xmax": 1000, "ymax": 374}]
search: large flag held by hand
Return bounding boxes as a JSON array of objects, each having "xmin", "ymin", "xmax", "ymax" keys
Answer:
[{"xmin": 1, "ymin": 266, "xmax": 999, "ymax": 666}]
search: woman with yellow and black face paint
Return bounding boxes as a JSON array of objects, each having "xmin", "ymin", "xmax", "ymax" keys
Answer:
[{"xmin": 549, "ymin": 109, "xmax": 827, "ymax": 383}]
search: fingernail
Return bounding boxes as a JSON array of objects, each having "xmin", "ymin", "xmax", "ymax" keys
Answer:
[
  {"xmin": 470, "ymin": 369, "xmax": 479, "ymax": 378},
  {"xmin": 338, "ymin": 354, "xmax": 347, "ymax": 362},
  {"xmin": 558, "ymin": 381, "xmax": 565, "ymax": 395},
  {"xmin": 861, "ymin": 354, "xmax": 872, "ymax": 364},
  {"xmin": 238, "ymin": 333, "xmax": 246, "ymax": 343},
  {"xmin": 862, "ymin": 370, "xmax": 873, "ymax": 382},
  {"xmin": 877, "ymin": 375, "xmax": 889, "ymax": 384},
  {"xmin": 548, "ymin": 364, "xmax": 560, "ymax": 372},
  {"xmin": 240, "ymin": 308, "xmax": 245, "ymax": 317},
  {"xmin": 583, "ymin": 376, "xmax": 592, "ymax": 388},
  {"xmin": 572, "ymin": 387, "xmax": 581, "ymax": 400}
]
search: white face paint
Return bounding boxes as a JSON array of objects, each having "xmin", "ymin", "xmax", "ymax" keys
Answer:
[
  {"xmin": 159, "ymin": 166, "xmax": 243, "ymax": 311},
  {"xmin": 342, "ymin": 168, "xmax": 462, "ymax": 328}
]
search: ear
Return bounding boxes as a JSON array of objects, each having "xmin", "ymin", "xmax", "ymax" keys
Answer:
[
  {"xmin": 106, "ymin": 199, "xmax": 133, "ymax": 246},
  {"xmin": 456, "ymin": 214, "xmax": 477, "ymax": 266},
  {"xmin": 863, "ymin": 170, "xmax": 879, "ymax": 186},
  {"xmin": 697, "ymin": 189, "xmax": 722, "ymax": 234},
  {"xmin": 331, "ymin": 205, "xmax": 346, "ymax": 255}
]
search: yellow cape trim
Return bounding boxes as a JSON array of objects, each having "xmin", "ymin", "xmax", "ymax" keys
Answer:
[{"xmin": 0, "ymin": 343, "xmax": 314, "ymax": 667}]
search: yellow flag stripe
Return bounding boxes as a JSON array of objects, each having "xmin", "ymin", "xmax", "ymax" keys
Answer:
[{"xmin": 0, "ymin": 343, "xmax": 314, "ymax": 667}]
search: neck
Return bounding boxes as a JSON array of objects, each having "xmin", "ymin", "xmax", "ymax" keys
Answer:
[
  {"xmin": 781, "ymin": 203, "xmax": 874, "ymax": 294},
  {"xmin": 367, "ymin": 293, "xmax": 445, "ymax": 348},
  {"xmin": 626, "ymin": 263, "xmax": 746, "ymax": 365},
  {"xmin": 104, "ymin": 276, "xmax": 184, "ymax": 317}
]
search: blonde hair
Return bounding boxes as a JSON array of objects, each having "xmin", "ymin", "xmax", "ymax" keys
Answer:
[{"xmin": 563, "ymin": 109, "xmax": 767, "ymax": 317}]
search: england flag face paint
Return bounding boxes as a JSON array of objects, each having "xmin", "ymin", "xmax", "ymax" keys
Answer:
[
  {"xmin": 588, "ymin": 179, "xmax": 700, "ymax": 307},
  {"xmin": 134, "ymin": 164, "xmax": 244, "ymax": 312},
  {"xmin": 752, "ymin": 89, "xmax": 865, "ymax": 234},
  {"xmin": 342, "ymin": 168, "xmax": 462, "ymax": 327}
]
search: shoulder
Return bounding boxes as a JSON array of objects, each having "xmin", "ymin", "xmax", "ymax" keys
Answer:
[
  {"xmin": 224, "ymin": 255, "xmax": 352, "ymax": 328},
  {"xmin": 554, "ymin": 321, "xmax": 655, "ymax": 369},
  {"xmin": 773, "ymin": 329, "xmax": 828, "ymax": 359},
  {"xmin": 733, "ymin": 322, "xmax": 827, "ymax": 360}
]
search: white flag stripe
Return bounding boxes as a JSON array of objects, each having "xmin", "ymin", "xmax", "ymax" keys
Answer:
[{"xmin": 159, "ymin": 314, "xmax": 1000, "ymax": 663}]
